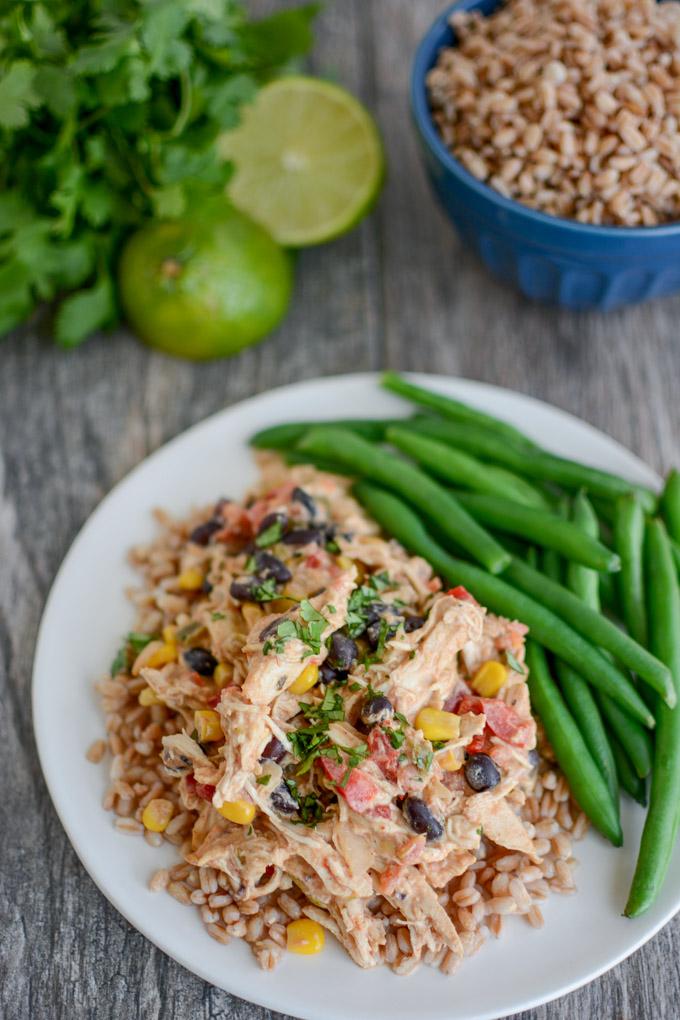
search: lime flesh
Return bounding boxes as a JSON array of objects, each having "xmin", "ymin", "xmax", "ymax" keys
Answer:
[
  {"xmin": 119, "ymin": 198, "xmax": 293, "ymax": 361},
  {"xmin": 221, "ymin": 76, "xmax": 385, "ymax": 247}
]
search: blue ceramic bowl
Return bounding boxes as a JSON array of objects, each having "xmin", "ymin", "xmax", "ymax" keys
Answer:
[{"xmin": 411, "ymin": 0, "xmax": 680, "ymax": 310}]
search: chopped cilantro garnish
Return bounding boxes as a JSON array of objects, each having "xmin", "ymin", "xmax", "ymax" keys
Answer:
[
  {"xmin": 299, "ymin": 688, "xmax": 345, "ymax": 722},
  {"xmin": 415, "ymin": 748, "xmax": 434, "ymax": 772},
  {"xmin": 326, "ymin": 539, "xmax": 341, "ymax": 554},
  {"xmin": 110, "ymin": 632, "xmax": 153, "ymax": 675},
  {"xmin": 369, "ymin": 571, "xmax": 391, "ymax": 591},
  {"xmin": 211, "ymin": 611, "xmax": 226, "ymax": 621},
  {"xmin": 288, "ymin": 721, "xmax": 334, "ymax": 775},
  {"xmin": 432, "ymin": 740, "xmax": 448, "ymax": 751},
  {"xmin": 255, "ymin": 519, "xmax": 284, "ymax": 548},
  {"xmin": 349, "ymin": 682, "xmax": 363, "ymax": 693},
  {"xmin": 363, "ymin": 618, "xmax": 392, "ymax": 666},
  {"xmin": 286, "ymin": 780, "xmax": 327, "ymax": 827},
  {"xmin": 327, "ymin": 604, "xmax": 336, "ymax": 614},
  {"xmin": 388, "ymin": 728, "xmax": 406, "ymax": 750},
  {"xmin": 506, "ymin": 650, "xmax": 526, "ymax": 675},
  {"xmin": 251, "ymin": 577, "xmax": 279, "ymax": 603},
  {"xmin": 256, "ymin": 774, "xmax": 271, "ymax": 786}
]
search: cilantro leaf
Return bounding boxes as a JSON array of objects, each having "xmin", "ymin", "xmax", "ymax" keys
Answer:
[
  {"xmin": 0, "ymin": 1, "xmax": 318, "ymax": 345},
  {"xmin": 55, "ymin": 275, "xmax": 115, "ymax": 348},
  {"xmin": 0, "ymin": 62, "xmax": 42, "ymax": 129},
  {"xmin": 506, "ymin": 651, "xmax": 527, "ymax": 675},
  {"xmin": 255, "ymin": 519, "xmax": 284, "ymax": 547}
]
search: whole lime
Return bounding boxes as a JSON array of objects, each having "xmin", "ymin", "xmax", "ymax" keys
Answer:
[{"xmin": 118, "ymin": 197, "xmax": 293, "ymax": 360}]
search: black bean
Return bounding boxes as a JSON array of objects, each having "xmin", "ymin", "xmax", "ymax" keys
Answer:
[
  {"xmin": 189, "ymin": 518, "xmax": 222, "ymax": 546},
  {"xmin": 360, "ymin": 695, "xmax": 394, "ymax": 727},
  {"xmin": 464, "ymin": 753, "xmax": 501, "ymax": 792},
  {"xmin": 528, "ymin": 748, "xmax": 540, "ymax": 769},
  {"xmin": 213, "ymin": 497, "xmax": 231, "ymax": 515},
  {"xmin": 328, "ymin": 633, "xmax": 358, "ymax": 670},
  {"xmin": 257, "ymin": 511, "xmax": 288, "ymax": 536},
  {"xmin": 282, "ymin": 527, "xmax": 324, "ymax": 546},
  {"xmin": 201, "ymin": 579, "xmax": 213, "ymax": 594},
  {"xmin": 292, "ymin": 486, "xmax": 317, "ymax": 518},
  {"xmin": 260, "ymin": 737, "xmax": 287, "ymax": 763},
  {"xmin": 320, "ymin": 662, "xmax": 347, "ymax": 685},
  {"xmin": 230, "ymin": 578, "xmax": 259, "ymax": 602},
  {"xmin": 366, "ymin": 619, "xmax": 397, "ymax": 649},
  {"xmin": 183, "ymin": 647, "xmax": 218, "ymax": 676},
  {"xmin": 403, "ymin": 614, "xmax": 426, "ymax": 633},
  {"xmin": 270, "ymin": 781, "xmax": 299, "ymax": 816},
  {"xmin": 251, "ymin": 551, "xmax": 292, "ymax": 583},
  {"xmin": 403, "ymin": 796, "xmax": 443, "ymax": 841}
]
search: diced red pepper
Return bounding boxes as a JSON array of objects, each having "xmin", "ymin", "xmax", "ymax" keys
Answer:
[
  {"xmin": 318, "ymin": 756, "xmax": 380, "ymax": 813},
  {"xmin": 367, "ymin": 727, "xmax": 400, "ymax": 782},
  {"xmin": 456, "ymin": 695, "xmax": 532, "ymax": 747},
  {"xmin": 186, "ymin": 775, "xmax": 216, "ymax": 801},
  {"xmin": 447, "ymin": 585, "xmax": 480, "ymax": 605},
  {"xmin": 372, "ymin": 804, "xmax": 391, "ymax": 819}
]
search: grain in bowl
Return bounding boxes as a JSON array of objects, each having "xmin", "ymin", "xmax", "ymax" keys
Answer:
[{"xmin": 427, "ymin": 0, "xmax": 680, "ymax": 226}]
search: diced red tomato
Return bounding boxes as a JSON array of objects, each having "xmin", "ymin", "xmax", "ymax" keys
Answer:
[
  {"xmin": 371, "ymin": 804, "xmax": 391, "ymax": 819},
  {"xmin": 318, "ymin": 756, "xmax": 380, "ymax": 813},
  {"xmin": 367, "ymin": 727, "xmax": 400, "ymax": 782},
  {"xmin": 186, "ymin": 775, "xmax": 216, "ymax": 801},
  {"xmin": 456, "ymin": 695, "xmax": 532, "ymax": 748},
  {"xmin": 447, "ymin": 585, "xmax": 480, "ymax": 605},
  {"xmin": 215, "ymin": 503, "xmax": 254, "ymax": 543},
  {"xmin": 207, "ymin": 694, "xmax": 221, "ymax": 708}
]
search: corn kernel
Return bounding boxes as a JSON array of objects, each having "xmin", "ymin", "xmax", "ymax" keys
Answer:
[
  {"xmin": 177, "ymin": 568, "xmax": 205, "ymax": 591},
  {"xmin": 162, "ymin": 624, "xmax": 177, "ymax": 645},
  {"xmin": 290, "ymin": 662, "xmax": 319, "ymax": 695},
  {"xmin": 142, "ymin": 798, "xmax": 174, "ymax": 832},
  {"xmin": 146, "ymin": 642, "xmax": 177, "ymax": 669},
  {"xmin": 217, "ymin": 800, "xmax": 256, "ymax": 825},
  {"xmin": 415, "ymin": 707, "xmax": 461, "ymax": 742},
  {"xmin": 138, "ymin": 686, "xmax": 161, "ymax": 707},
  {"xmin": 213, "ymin": 663, "xmax": 231, "ymax": 688},
  {"xmin": 270, "ymin": 596, "xmax": 299, "ymax": 613},
  {"xmin": 194, "ymin": 709, "xmax": 222, "ymax": 742},
  {"xmin": 336, "ymin": 555, "xmax": 353, "ymax": 571},
  {"xmin": 439, "ymin": 748, "xmax": 463, "ymax": 772},
  {"xmin": 286, "ymin": 918, "xmax": 325, "ymax": 955},
  {"xmin": 471, "ymin": 660, "xmax": 508, "ymax": 698}
]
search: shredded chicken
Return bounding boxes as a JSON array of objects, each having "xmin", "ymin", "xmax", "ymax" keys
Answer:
[{"xmin": 122, "ymin": 457, "xmax": 542, "ymax": 971}]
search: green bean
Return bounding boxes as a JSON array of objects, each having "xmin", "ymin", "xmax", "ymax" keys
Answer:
[
  {"xmin": 541, "ymin": 499, "xmax": 569, "ymax": 584},
  {"xmin": 611, "ymin": 731, "xmax": 647, "ymax": 807},
  {"xmin": 614, "ymin": 493, "xmax": 648, "ymax": 649},
  {"xmin": 660, "ymin": 469, "xmax": 680, "ymax": 543},
  {"xmin": 386, "ymin": 426, "xmax": 550, "ymax": 509},
  {"xmin": 556, "ymin": 661, "xmax": 619, "ymax": 804},
  {"xmin": 299, "ymin": 428, "xmax": 510, "ymax": 574},
  {"xmin": 505, "ymin": 558, "xmax": 675, "ymax": 707},
  {"xmin": 599, "ymin": 570, "xmax": 621, "ymax": 618},
  {"xmin": 526, "ymin": 642, "xmax": 623, "ymax": 846},
  {"xmin": 453, "ymin": 491, "xmax": 620, "ymax": 573},
  {"xmin": 251, "ymin": 418, "xmax": 390, "ymax": 450},
  {"xmin": 671, "ymin": 537, "xmax": 680, "ymax": 577},
  {"xmin": 284, "ymin": 449, "xmax": 349, "ymax": 474},
  {"xmin": 626, "ymin": 519, "xmax": 680, "ymax": 917},
  {"xmin": 352, "ymin": 482, "xmax": 654, "ymax": 727},
  {"xmin": 404, "ymin": 416, "xmax": 658, "ymax": 513},
  {"xmin": 381, "ymin": 371, "xmax": 536, "ymax": 449},
  {"xmin": 560, "ymin": 494, "xmax": 650, "ymax": 781}
]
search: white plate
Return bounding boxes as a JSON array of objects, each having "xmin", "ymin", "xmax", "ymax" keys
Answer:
[{"xmin": 33, "ymin": 373, "xmax": 678, "ymax": 1020}]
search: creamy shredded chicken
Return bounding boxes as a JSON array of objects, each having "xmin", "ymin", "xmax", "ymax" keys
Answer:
[{"xmin": 132, "ymin": 457, "xmax": 539, "ymax": 969}]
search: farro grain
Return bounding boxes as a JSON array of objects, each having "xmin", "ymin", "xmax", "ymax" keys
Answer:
[
  {"xmin": 226, "ymin": 919, "xmax": 247, "ymax": 939},
  {"xmin": 168, "ymin": 881, "xmax": 191, "ymax": 905}
]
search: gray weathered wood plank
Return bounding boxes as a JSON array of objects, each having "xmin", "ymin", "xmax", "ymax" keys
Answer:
[{"xmin": 2, "ymin": 0, "xmax": 680, "ymax": 1017}]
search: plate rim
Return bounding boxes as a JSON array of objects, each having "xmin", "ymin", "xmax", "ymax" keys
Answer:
[{"xmin": 32, "ymin": 371, "xmax": 672, "ymax": 1020}]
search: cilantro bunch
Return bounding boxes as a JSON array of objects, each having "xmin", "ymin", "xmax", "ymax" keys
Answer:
[{"xmin": 0, "ymin": 0, "xmax": 317, "ymax": 346}]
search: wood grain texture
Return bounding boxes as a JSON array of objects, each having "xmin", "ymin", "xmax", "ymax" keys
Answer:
[{"xmin": 2, "ymin": 1, "xmax": 680, "ymax": 1017}]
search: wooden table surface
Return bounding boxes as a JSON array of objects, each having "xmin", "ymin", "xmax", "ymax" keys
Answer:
[{"xmin": 3, "ymin": 1, "xmax": 680, "ymax": 1017}]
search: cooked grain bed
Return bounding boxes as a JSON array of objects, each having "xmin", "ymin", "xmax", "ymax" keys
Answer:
[
  {"xmin": 93, "ymin": 662, "xmax": 585, "ymax": 974},
  {"xmin": 428, "ymin": 0, "xmax": 680, "ymax": 225}
]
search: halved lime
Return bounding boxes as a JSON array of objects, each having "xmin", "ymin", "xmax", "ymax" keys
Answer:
[{"xmin": 220, "ymin": 76, "xmax": 385, "ymax": 247}]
